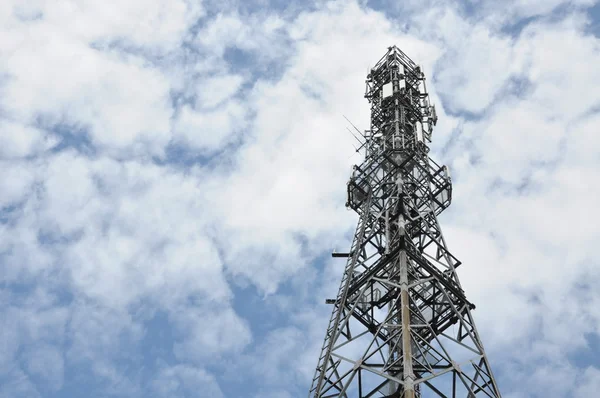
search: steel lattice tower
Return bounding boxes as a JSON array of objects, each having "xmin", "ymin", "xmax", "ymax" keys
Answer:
[{"xmin": 309, "ymin": 47, "xmax": 501, "ymax": 398}]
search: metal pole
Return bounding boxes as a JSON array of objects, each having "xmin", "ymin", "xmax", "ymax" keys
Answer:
[
  {"xmin": 398, "ymin": 176, "xmax": 415, "ymax": 398},
  {"xmin": 399, "ymin": 250, "xmax": 415, "ymax": 398}
]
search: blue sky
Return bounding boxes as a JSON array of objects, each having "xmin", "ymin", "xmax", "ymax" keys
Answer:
[{"xmin": 1, "ymin": 0, "xmax": 600, "ymax": 397}]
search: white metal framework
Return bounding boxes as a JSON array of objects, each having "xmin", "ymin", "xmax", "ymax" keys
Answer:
[{"xmin": 309, "ymin": 46, "xmax": 501, "ymax": 398}]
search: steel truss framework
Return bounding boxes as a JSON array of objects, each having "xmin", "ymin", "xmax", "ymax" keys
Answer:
[{"xmin": 309, "ymin": 47, "xmax": 501, "ymax": 398}]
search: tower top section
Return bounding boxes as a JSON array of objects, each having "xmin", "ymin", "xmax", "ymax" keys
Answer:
[{"xmin": 363, "ymin": 46, "xmax": 437, "ymax": 157}]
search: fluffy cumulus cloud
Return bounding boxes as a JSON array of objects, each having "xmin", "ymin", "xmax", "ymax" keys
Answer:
[{"xmin": 0, "ymin": 0, "xmax": 599, "ymax": 397}]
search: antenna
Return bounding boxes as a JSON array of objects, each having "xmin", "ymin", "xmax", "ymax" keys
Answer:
[{"xmin": 343, "ymin": 115, "xmax": 366, "ymax": 153}]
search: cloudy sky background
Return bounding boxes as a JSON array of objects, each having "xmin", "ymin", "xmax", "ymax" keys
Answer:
[{"xmin": 1, "ymin": 0, "xmax": 600, "ymax": 397}]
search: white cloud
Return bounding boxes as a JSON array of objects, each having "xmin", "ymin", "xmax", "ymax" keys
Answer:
[
  {"xmin": 0, "ymin": 306, "xmax": 21, "ymax": 375},
  {"xmin": 0, "ymin": 121, "xmax": 56, "ymax": 159},
  {"xmin": 405, "ymin": 7, "xmax": 519, "ymax": 114},
  {"xmin": 0, "ymin": 368, "xmax": 41, "ymax": 398},
  {"xmin": 481, "ymin": 0, "xmax": 596, "ymax": 23},
  {"xmin": 24, "ymin": 0, "xmax": 205, "ymax": 52},
  {"xmin": 0, "ymin": 160, "xmax": 37, "ymax": 208},
  {"xmin": 196, "ymin": 74, "xmax": 245, "ymax": 109},
  {"xmin": 66, "ymin": 305, "xmax": 136, "ymax": 359},
  {"xmin": 575, "ymin": 367, "xmax": 600, "ymax": 397},
  {"xmin": 0, "ymin": 1, "xmax": 208, "ymax": 159},
  {"xmin": 173, "ymin": 100, "xmax": 248, "ymax": 151},
  {"xmin": 0, "ymin": 287, "xmax": 69, "ymax": 396},
  {"xmin": 172, "ymin": 306, "xmax": 252, "ymax": 363},
  {"xmin": 152, "ymin": 365, "xmax": 223, "ymax": 398},
  {"xmin": 4, "ymin": 152, "xmax": 230, "ymax": 307},
  {"xmin": 194, "ymin": 12, "xmax": 288, "ymax": 61},
  {"xmin": 243, "ymin": 327, "xmax": 308, "ymax": 385},
  {"xmin": 0, "ymin": 35, "xmax": 174, "ymax": 156},
  {"xmin": 518, "ymin": 16, "xmax": 600, "ymax": 119},
  {"xmin": 196, "ymin": 14, "xmax": 248, "ymax": 56},
  {"xmin": 0, "ymin": 151, "xmax": 243, "ymax": 392},
  {"xmin": 23, "ymin": 344, "xmax": 65, "ymax": 391}
]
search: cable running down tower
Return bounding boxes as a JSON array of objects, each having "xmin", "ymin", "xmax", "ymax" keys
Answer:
[{"xmin": 309, "ymin": 46, "xmax": 501, "ymax": 398}]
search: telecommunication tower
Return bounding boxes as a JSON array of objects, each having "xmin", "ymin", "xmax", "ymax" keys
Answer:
[{"xmin": 309, "ymin": 47, "xmax": 501, "ymax": 398}]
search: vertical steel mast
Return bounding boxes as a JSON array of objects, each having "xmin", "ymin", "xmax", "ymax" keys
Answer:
[{"xmin": 309, "ymin": 46, "xmax": 501, "ymax": 398}]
